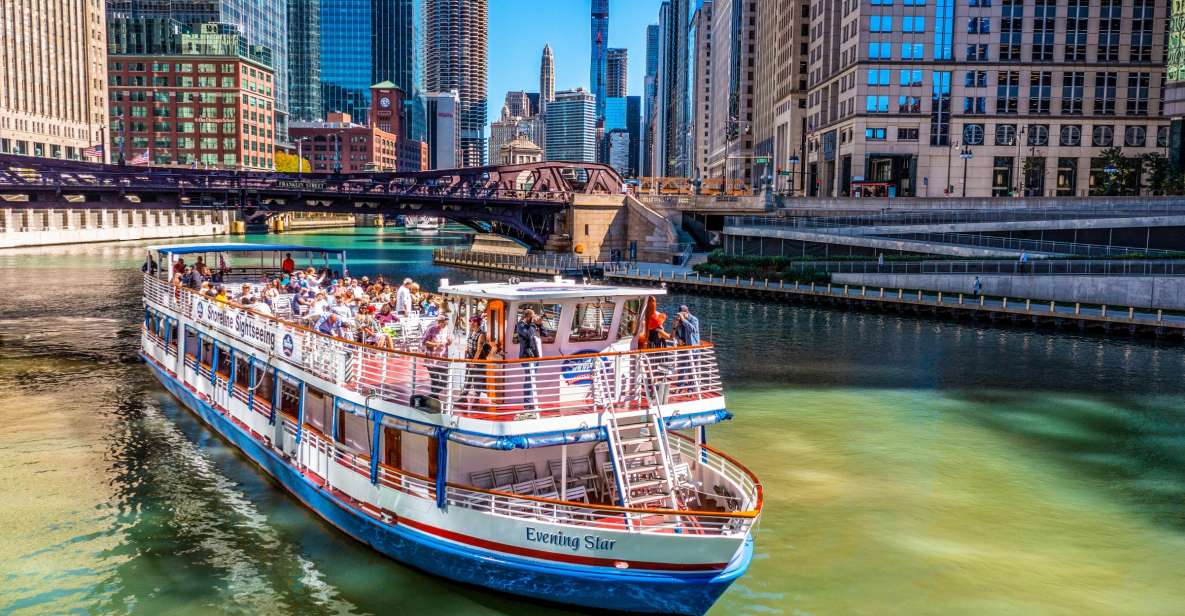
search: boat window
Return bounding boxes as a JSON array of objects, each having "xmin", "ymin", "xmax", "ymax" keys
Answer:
[
  {"xmin": 234, "ymin": 355, "xmax": 251, "ymax": 388},
  {"xmin": 200, "ymin": 339, "xmax": 215, "ymax": 368},
  {"xmin": 512, "ymin": 303, "xmax": 562, "ymax": 344},
  {"xmin": 184, "ymin": 327, "xmax": 199, "ymax": 358},
  {"xmin": 618, "ymin": 298, "xmax": 643, "ymax": 340},
  {"xmin": 279, "ymin": 379, "xmax": 300, "ymax": 418},
  {"xmin": 253, "ymin": 367, "xmax": 274, "ymax": 408},
  {"xmin": 216, "ymin": 344, "xmax": 233, "ymax": 377},
  {"xmin": 569, "ymin": 301, "xmax": 616, "ymax": 343},
  {"xmin": 304, "ymin": 387, "xmax": 331, "ymax": 434},
  {"xmin": 166, "ymin": 320, "xmax": 178, "ymax": 351},
  {"xmin": 337, "ymin": 408, "xmax": 370, "ymax": 455}
]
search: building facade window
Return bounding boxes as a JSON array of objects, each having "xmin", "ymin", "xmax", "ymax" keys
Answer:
[
  {"xmin": 930, "ymin": 71, "xmax": 952, "ymax": 145},
  {"xmin": 868, "ymin": 69, "xmax": 892, "ymax": 86},
  {"xmin": 1059, "ymin": 125, "xmax": 1081, "ymax": 146},
  {"xmin": 995, "ymin": 123, "xmax": 1017, "ymax": 145},
  {"xmin": 899, "ymin": 127, "xmax": 920, "ymax": 140},
  {"xmin": 1061, "ymin": 72, "xmax": 1084, "ymax": 115},
  {"xmin": 870, "ymin": 15, "xmax": 893, "ymax": 31},
  {"xmin": 963, "ymin": 123, "xmax": 985, "ymax": 145},
  {"xmin": 934, "ymin": 0, "xmax": 954, "ymax": 59},
  {"xmin": 999, "ymin": 0, "xmax": 1023, "ymax": 61},
  {"xmin": 1092, "ymin": 125, "xmax": 1114, "ymax": 147},
  {"xmin": 1065, "ymin": 0, "xmax": 1088, "ymax": 61},
  {"xmin": 996, "ymin": 70, "xmax": 1019, "ymax": 114},
  {"xmin": 900, "ymin": 69, "xmax": 924, "ymax": 86},
  {"xmin": 1028, "ymin": 71, "xmax": 1052, "ymax": 114},
  {"xmin": 1126, "ymin": 73, "xmax": 1150, "ymax": 116},
  {"xmin": 1131, "ymin": 0, "xmax": 1154, "ymax": 62},
  {"xmin": 866, "ymin": 127, "xmax": 888, "ymax": 140},
  {"xmin": 967, "ymin": 16, "xmax": 990, "ymax": 33},
  {"xmin": 1033, "ymin": 0, "xmax": 1056, "ymax": 61},
  {"xmin": 866, "ymin": 95, "xmax": 890, "ymax": 112},
  {"xmin": 963, "ymin": 96, "xmax": 986, "ymax": 114},
  {"xmin": 966, "ymin": 44, "xmax": 989, "ymax": 61},
  {"xmin": 899, "ymin": 95, "xmax": 922, "ymax": 113},
  {"xmin": 1093, "ymin": 73, "xmax": 1117, "ymax": 115},
  {"xmin": 1027, "ymin": 124, "xmax": 1049, "ymax": 146},
  {"xmin": 1097, "ymin": 0, "xmax": 1121, "ymax": 62},
  {"xmin": 965, "ymin": 70, "xmax": 987, "ymax": 88},
  {"xmin": 902, "ymin": 16, "xmax": 926, "ymax": 32},
  {"xmin": 1056, "ymin": 158, "xmax": 1078, "ymax": 196},
  {"xmin": 992, "ymin": 156, "xmax": 1014, "ymax": 196},
  {"xmin": 1124, "ymin": 126, "xmax": 1146, "ymax": 147}
]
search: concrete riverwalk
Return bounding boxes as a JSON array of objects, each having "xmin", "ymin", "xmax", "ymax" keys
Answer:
[{"xmin": 606, "ymin": 268, "xmax": 1185, "ymax": 339}]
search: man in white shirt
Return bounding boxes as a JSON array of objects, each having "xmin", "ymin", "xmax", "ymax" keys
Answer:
[{"xmin": 395, "ymin": 278, "xmax": 414, "ymax": 315}]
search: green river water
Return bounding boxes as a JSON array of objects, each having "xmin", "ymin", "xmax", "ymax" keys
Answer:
[{"xmin": 2, "ymin": 228, "xmax": 1184, "ymax": 615}]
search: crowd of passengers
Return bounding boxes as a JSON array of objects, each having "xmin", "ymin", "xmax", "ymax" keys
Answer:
[
  {"xmin": 157, "ymin": 250, "xmax": 702, "ymax": 363},
  {"xmin": 165, "ymin": 253, "xmax": 451, "ymax": 352}
]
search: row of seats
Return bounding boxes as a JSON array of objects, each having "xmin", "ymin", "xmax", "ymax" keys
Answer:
[{"xmin": 469, "ymin": 457, "xmax": 600, "ymax": 503}]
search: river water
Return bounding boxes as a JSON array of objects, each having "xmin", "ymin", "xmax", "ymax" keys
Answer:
[{"xmin": 2, "ymin": 228, "xmax": 1184, "ymax": 616}]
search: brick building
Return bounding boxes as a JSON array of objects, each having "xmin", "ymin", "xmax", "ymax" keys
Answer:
[{"xmin": 290, "ymin": 83, "xmax": 426, "ymax": 172}]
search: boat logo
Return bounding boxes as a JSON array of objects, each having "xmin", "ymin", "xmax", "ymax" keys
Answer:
[
  {"xmin": 282, "ymin": 333, "xmax": 295, "ymax": 357},
  {"xmin": 561, "ymin": 351, "xmax": 604, "ymax": 386},
  {"xmin": 196, "ymin": 302, "xmax": 205, "ymax": 319}
]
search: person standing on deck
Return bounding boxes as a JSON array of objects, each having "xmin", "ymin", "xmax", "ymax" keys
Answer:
[
  {"xmin": 460, "ymin": 314, "xmax": 492, "ymax": 404},
  {"xmin": 421, "ymin": 315, "xmax": 452, "ymax": 407},
  {"xmin": 515, "ymin": 309, "xmax": 543, "ymax": 411},
  {"xmin": 673, "ymin": 305, "xmax": 702, "ymax": 394},
  {"xmin": 396, "ymin": 278, "xmax": 414, "ymax": 315},
  {"xmin": 282, "ymin": 253, "xmax": 295, "ymax": 274}
]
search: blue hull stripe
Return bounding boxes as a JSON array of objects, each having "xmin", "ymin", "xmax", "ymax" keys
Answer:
[{"xmin": 143, "ymin": 355, "xmax": 751, "ymax": 615}]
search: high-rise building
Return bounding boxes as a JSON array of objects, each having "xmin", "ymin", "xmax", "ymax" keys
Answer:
[
  {"xmin": 490, "ymin": 103, "xmax": 543, "ymax": 162},
  {"xmin": 753, "ymin": 0, "xmax": 808, "ymax": 193},
  {"xmin": 540, "ymin": 44, "xmax": 556, "ymax": 110},
  {"xmin": 606, "ymin": 48, "xmax": 629, "ymax": 98},
  {"xmin": 606, "ymin": 130, "xmax": 631, "ymax": 176},
  {"xmin": 590, "ymin": 0, "xmax": 610, "ymax": 119},
  {"xmin": 1165, "ymin": 0, "xmax": 1185, "ymax": 168},
  {"xmin": 108, "ymin": 23, "xmax": 276, "ymax": 169},
  {"xmin": 545, "ymin": 89, "xmax": 597, "ymax": 162},
  {"xmin": 604, "ymin": 96, "xmax": 642, "ymax": 177},
  {"xmin": 0, "ymin": 0, "xmax": 109, "ymax": 162},
  {"xmin": 504, "ymin": 91, "xmax": 532, "ymax": 118},
  {"xmin": 690, "ymin": 1, "xmax": 713, "ymax": 179},
  {"xmin": 426, "ymin": 90, "xmax": 461, "ymax": 169},
  {"xmin": 105, "ymin": 1, "xmax": 290, "ymax": 140},
  {"xmin": 319, "ymin": 0, "xmax": 424, "ymax": 139},
  {"xmin": 652, "ymin": 0, "xmax": 694, "ymax": 177},
  {"xmin": 426, "ymin": 0, "xmax": 488, "ymax": 167},
  {"xmin": 803, "ymin": 0, "xmax": 1169, "ymax": 197},
  {"xmin": 642, "ymin": 23, "xmax": 660, "ymax": 177},
  {"xmin": 706, "ymin": 0, "xmax": 756, "ymax": 185},
  {"xmin": 287, "ymin": 0, "xmax": 320, "ymax": 122}
]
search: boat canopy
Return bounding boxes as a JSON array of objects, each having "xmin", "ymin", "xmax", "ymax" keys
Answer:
[{"xmin": 440, "ymin": 280, "xmax": 667, "ymax": 301}]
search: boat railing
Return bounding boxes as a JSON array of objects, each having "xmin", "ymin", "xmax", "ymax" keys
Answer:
[
  {"xmin": 295, "ymin": 420, "xmax": 760, "ymax": 536},
  {"xmin": 145, "ymin": 274, "xmax": 724, "ymax": 421}
]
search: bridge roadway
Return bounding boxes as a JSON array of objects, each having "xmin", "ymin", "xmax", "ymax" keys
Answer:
[
  {"xmin": 0, "ymin": 154, "xmax": 625, "ymax": 248},
  {"xmin": 606, "ymin": 268, "xmax": 1185, "ymax": 339}
]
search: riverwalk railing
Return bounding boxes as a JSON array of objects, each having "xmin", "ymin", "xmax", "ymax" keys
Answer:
[
  {"xmin": 726, "ymin": 216, "xmax": 1176, "ymax": 257},
  {"xmin": 614, "ymin": 259, "xmax": 1185, "ymax": 277},
  {"xmin": 607, "ymin": 268, "xmax": 1185, "ymax": 331},
  {"xmin": 433, "ymin": 248, "xmax": 607, "ymax": 275},
  {"xmin": 773, "ymin": 206, "xmax": 1185, "ymax": 230}
]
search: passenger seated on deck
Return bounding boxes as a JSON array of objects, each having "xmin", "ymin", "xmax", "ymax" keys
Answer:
[
  {"xmin": 248, "ymin": 297, "xmax": 274, "ymax": 317},
  {"xmin": 376, "ymin": 303, "xmax": 398, "ymax": 326},
  {"xmin": 239, "ymin": 284, "xmax": 257, "ymax": 305},
  {"xmin": 173, "ymin": 257, "xmax": 187, "ymax": 276}
]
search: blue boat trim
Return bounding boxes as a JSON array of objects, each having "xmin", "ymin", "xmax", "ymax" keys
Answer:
[{"xmin": 142, "ymin": 354, "xmax": 750, "ymax": 615}]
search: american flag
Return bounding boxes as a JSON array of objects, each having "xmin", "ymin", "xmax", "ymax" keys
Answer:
[
  {"xmin": 82, "ymin": 144, "xmax": 103, "ymax": 158},
  {"xmin": 129, "ymin": 150, "xmax": 150, "ymax": 165}
]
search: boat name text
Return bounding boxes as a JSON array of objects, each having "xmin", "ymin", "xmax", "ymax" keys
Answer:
[{"xmin": 524, "ymin": 528, "xmax": 616, "ymax": 552}]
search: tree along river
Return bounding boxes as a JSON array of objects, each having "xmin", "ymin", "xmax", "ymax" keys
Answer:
[{"xmin": 2, "ymin": 227, "xmax": 1184, "ymax": 616}]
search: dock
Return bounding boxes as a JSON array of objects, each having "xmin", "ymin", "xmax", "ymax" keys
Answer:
[
  {"xmin": 606, "ymin": 268, "xmax": 1185, "ymax": 339},
  {"xmin": 433, "ymin": 248, "xmax": 605, "ymax": 278}
]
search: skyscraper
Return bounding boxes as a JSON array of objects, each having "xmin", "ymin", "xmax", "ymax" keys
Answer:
[
  {"xmin": 590, "ymin": 0, "xmax": 609, "ymax": 119},
  {"xmin": 1, "ymin": 0, "xmax": 108, "ymax": 162},
  {"xmin": 504, "ymin": 91, "xmax": 531, "ymax": 118},
  {"xmin": 606, "ymin": 48, "xmax": 629, "ymax": 98},
  {"xmin": 319, "ymin": 0, "xmax": 425, "ymax": 138},
  {"xmin": 106, "ymin": 1, "xmax": 290, "ymax": 139},
  {"xmin": 425, "ymin": 90, "xmax": 461, "ymax": 169},
  {"xmin": 426, "ymin": 0, "xmax": 489, "ymax": 167},
  {"xmin": 706, "ymin": 0, "xmax": 756, "ymax": 185},
  {"xmin": 545, "ymin": 89, "xmax": 597, "ymax": 162},
  {"xmin": 287, "ymin": 0, "xmax": 320, "ymax": 122},
  {"xmin": 652, "ymin": 0, "xmax": 693, "ymax": 177},
  {"xmin": 642, "ymin": 24, "xmax": 660, "ymax": 177},
  {"xmin": 540, "ymin": 44, "xmax": 556, "ymax": 110},
  {"xmin": 604, "ymin": 96, "xmax": 642, "ymax": 177}
]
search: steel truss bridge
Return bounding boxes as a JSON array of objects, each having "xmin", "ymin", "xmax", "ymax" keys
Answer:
[{"xmin": 0, "ymin": 154, "xmax": 625, "ymax": 248}]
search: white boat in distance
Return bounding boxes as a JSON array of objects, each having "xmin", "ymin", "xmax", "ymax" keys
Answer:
[
  {"xmin": 405, "ymin": 215, "xmax": 442, "ymax": 234},
  {"xmin": 139, "ymin": 243, "xmax": 762, "ymax": 615}
]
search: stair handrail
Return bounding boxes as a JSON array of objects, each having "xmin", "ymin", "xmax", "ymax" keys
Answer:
[{"xmin": 637, "ymin": 353, "xmax": 679, "ymax": 509}]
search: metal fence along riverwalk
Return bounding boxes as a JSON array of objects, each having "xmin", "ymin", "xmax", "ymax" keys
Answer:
[{"xmin": 607, "ymin": 268, "xmax": 1185, "ymax": 338}]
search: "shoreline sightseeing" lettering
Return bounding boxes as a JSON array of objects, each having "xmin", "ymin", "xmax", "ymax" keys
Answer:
[{"xmin": 525, "ymin": 527, "xmax": 617, "ymax": 552}]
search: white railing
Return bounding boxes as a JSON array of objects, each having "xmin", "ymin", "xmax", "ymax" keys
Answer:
[
  {"xmin": 145, "ymin": 274, "xmax": 724, "ymax": 420},
  {"xmin": 669, "ymin": 433, "xmax": 761, "ymax": 513}
]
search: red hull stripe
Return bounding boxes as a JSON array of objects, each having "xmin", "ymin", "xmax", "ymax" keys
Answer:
[{"xmin": 397, "ymin": 517, "xmax": 730, "ymax": 572}]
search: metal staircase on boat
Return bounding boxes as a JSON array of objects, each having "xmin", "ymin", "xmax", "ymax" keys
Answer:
[{"xmin": 593, "ymin": 356, "xmax": 678, "ymax": 510}]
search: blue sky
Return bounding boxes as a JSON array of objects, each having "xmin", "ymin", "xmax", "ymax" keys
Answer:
[{"xmin": 486, "ymin": 0, "xmax": 659, "ymax": 124}]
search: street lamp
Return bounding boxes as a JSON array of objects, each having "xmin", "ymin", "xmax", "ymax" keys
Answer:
[
  {"xmin": 294, "ymin": 136, "xmax": 309, "ymax": 174},
  {"xmin": 959, "ymin": 145, "xmax": 974, "ymax": 197},
  {"xmin": 788, "ymin": 152, "xmax": 801, "ymax": 197},
  {"xmin": 946, "ymin": 138, "xmax": 959, "ymax": 195}
]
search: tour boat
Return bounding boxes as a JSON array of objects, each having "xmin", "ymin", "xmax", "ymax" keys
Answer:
[
  {"xmin": 405, "ymin": 215, "xmax": 442, "ymax": 234},
  {"xmin": 139, "ymin": 243, "xmax": 762, "ymax": 615}
]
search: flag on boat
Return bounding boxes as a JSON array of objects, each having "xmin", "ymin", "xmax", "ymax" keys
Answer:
[
  {"xmin": 129, "ymin": 150, "xmax": 150, "ymax": 165},
  {"xmin": 82, "ymin": 144, "xmax": 104, "ymax": 158}
]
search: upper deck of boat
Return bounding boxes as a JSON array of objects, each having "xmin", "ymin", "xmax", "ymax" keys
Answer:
[{"xmin": 141, "ymin": 243, "xmax": 726, "ymax": 437}]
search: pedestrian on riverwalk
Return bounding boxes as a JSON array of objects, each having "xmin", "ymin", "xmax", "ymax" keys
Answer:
[
  {"xmin": 877, "ymin": 253, "xmax": 885, "ymax": 270},
  {"xmin": 973, "ymin": 276, "xmax": 983, "ymax": 296}
]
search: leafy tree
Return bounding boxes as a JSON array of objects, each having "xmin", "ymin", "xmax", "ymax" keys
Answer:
[{"xmin": 275, "ymin": 151, "xmax": 311, "ymax": 173}]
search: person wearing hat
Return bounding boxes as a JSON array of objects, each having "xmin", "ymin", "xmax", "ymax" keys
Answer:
[{"xmin": 673, "ymin": 305, "xmax": 700, "ymax": 347}]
